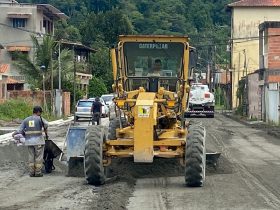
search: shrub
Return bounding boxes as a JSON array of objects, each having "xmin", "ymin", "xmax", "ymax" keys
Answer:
[{"xmin": 0, "ymin": 100, "xmax": 32, "ymax": 121}]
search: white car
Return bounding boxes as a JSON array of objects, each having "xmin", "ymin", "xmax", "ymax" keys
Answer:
[
  {"xmin": 101, "ymin": 94, "xmax": 114, "ymax": 106},
  {"xmin": 74, "ymin": 99, "xmax": 93, "ymax": 121},
  {"xmin": 185, "ymin": 83, "xmax": 215, "ymax": 118}
]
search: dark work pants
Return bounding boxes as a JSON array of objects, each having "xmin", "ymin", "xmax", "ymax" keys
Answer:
[{"xmin": 92, "ymin": 112, "xmax": 101, "ymax": 125}]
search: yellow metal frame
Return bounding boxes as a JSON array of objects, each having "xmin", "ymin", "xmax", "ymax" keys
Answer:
[{"xmin": 107, "ymin": 35, "xmax": 191, "ymax": 163}]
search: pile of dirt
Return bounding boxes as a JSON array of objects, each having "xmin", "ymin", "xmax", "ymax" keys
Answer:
[{"xmin": 0, "ymin": 143, "xmax": 27, "ymax": 164}]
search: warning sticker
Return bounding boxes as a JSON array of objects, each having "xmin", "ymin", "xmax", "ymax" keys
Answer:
[
  {"xmin": 28, "ymin": 120, "xmax": 35, "ymax": 127},
  {"xmin": 138, "ymin": 106, "xmax": 150, "ymax": 117}
]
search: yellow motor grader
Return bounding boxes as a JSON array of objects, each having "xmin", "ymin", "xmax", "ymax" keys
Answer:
[{"xmin": 84, "ymin": 35, "xmax": 207, "ymax": 187}]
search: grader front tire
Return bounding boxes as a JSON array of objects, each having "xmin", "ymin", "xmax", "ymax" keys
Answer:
[
  {"xmin": 185, "ymin": 125, "xmax": 206, "ymax": 187},
  {"xmin": 84, "ymin": 126, "xmax": 106, "ymax": 185}
]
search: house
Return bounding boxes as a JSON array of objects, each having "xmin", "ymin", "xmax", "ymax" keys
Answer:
[
  {"xmin": 259, "ymin": 21, "xmax": 280, "ymax": 124},
  {"xmin": 228, "ymin": 0, "xmax": 280, "ymax": 109},
  {"xmin": 0, "ymin": 0, "xmax": 67, "ymax": 94},
  {"xmin": 58, "ymin": 40, "xmax": 96, "ymax": 99}
]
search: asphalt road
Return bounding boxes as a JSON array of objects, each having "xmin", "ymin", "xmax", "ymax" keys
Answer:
[{"xmin": 1, "ymin": 115, "xmax": 280, "ymax": 209}]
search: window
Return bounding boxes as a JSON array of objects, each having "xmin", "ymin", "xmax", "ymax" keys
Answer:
[
  {"xmin": 124, "ymin": 42, "xmax": 184, "ymax": 78},
  {"xmin": 12, "ymin": 18, "xmax": 26, "ymax": 28},
  {"xmin": 10, "ymin": 51, "xmax": 29, "ymax": 61}
]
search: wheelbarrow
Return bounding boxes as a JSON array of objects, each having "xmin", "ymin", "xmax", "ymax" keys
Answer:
[{"xmin": 44, "ymin": 139, "xmax": 62, "ymax": 173}]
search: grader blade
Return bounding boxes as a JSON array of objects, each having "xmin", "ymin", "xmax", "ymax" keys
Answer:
[
  {"xmin": 66, "ymin": 126, "xmax": 87, "ymax": 177},
  {"xmin": 206, "ymin": 152, "xmax": 221, "ymax": 168}
]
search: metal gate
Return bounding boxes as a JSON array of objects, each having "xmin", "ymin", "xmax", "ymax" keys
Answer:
[{"xmin": 266, "ymin": 87, "xmax": 280, "ymax": 124}]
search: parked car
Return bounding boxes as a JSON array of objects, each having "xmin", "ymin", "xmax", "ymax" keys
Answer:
[
  {"xmin": 88, "ymin": 98, "xmax": 109, "ymax": 117},
  {"xmin": 74, "ymin": 99, "xmax": 93, "ymax": 121},
  {"xmin": 101, "ymin": 94, "xmax": 114, "ymax": 106}
]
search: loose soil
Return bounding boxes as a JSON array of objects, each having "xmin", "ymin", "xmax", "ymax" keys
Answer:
[{"xmin": 0, "ymin": 115, "xmax": 238, "ymax": 210}]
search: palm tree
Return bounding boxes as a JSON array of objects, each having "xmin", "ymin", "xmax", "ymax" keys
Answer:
[
  {"xmin": 13, "ymin": 35, "xmax": 57, "ymax": 90},
  {"xmin": 13, "ymin": 35, "xmax": 74, "ymax": 113}
]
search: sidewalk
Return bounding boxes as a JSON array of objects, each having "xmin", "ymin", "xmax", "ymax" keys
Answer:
[
  {"xmin": 223, "ymin": 113, "xmax": 280, "ymax": 139},
  {"xmin": 0, "ymin": 116, "xmax": 73, "ymax": 145}
]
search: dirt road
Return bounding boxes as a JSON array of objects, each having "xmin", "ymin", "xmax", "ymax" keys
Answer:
[
  {"xmin": 1, "ymin": 114, "xmax": 280, "ymax": 209},
  {"xmin": 127, "ymin": 115, "xmax": 280, "ymax": 210}
]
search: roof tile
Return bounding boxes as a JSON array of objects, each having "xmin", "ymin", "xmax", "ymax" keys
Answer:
[{"xmin": 229, "ymin": 0, "xmax": 280, "ymax": 7}]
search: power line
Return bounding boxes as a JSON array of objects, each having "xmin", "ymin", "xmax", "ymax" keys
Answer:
[{"xmin": 193, "ymin": 34, "xmax": 280, "ymax": 47}]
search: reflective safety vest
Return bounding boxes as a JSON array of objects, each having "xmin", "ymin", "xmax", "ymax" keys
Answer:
[{"xmin": 18, "ymin": 115, "xmax": 48, "ymax": 146}]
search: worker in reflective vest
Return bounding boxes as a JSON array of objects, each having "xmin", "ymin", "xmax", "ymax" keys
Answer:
[{"xmin": 17, "ymin": 106, "xmax": 48, "ymax": 177}]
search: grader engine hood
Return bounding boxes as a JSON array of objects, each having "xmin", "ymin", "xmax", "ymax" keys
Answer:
[{"xmin": 134, "ymin": 92, "xmax": 157, "ymax": 162}]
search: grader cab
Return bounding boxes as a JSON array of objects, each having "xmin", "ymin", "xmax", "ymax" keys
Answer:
[{"xmin": 84, "ymin": 35, "xmax": 207, "ymax": 187}]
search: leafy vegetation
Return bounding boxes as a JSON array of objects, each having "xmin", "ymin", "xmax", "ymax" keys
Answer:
[
  {"xmin": 88, "ymin": 76, "xmax": 108, "ymax": 97},
  {"xmin": 0, "ymin": 99, "xmax": 62, "ymax": 121},
  {"xmin": 0, "ymin": 100, "xmax": 32, "ymax": 121}
]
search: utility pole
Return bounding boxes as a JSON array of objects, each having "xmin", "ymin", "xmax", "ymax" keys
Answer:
[
  {"xmin": 73, "ymin": 45, "xmax": 77, "ymax": 106},
  {"xmin": 213, "ymin": 45, "xmax": 216, "ymax": 91},
  {"xmin": 50, "ymin": 47, "xmax": 54, "ymax": 115},
  {"xmin": 40, "ymin": 65, "xmax": 47, "ymax": 112},
  {"xmin": 208, "ymin": 46, "xmax": 212, "ymax": 91},
  {"xmin": 243, "ymin": 49, "xmax": 247, "ymax": 76},
  {"xmin": 58, "ymin": 41, "xmax": 61, "ymax": 90},
  {"xmin": 56, "ymin": 41, "xmax": 62, "ymax": 117}
]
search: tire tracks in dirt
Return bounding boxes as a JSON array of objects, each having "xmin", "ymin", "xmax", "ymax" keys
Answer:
[{"xmin": 207, "ymin": 115, "xmax": 280, "ymax": 210}]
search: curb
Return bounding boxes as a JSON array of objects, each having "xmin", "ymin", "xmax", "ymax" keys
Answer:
[{"xmin": 0, "ymin": 116, "xmax": 74, "ymax": 145}]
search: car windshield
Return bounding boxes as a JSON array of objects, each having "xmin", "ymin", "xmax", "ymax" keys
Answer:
[
  {"xmin": 124, "ymin": 42, "xmax": 184, "ymax": 77},
  {"xmin": 102, "ymin": 95, "xmax": 114, "ymax": 103},
  {"xmin": 78, "ymin": 101, "xmax": 93, "ymax": 107},
  {"xmin": 89, "ymin": 98, "xmax": 105, "ymax": 104}
]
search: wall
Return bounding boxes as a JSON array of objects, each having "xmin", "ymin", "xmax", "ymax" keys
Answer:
[
  {"xmin": 231, "ymin": 7, "xmax": 280, "ymax": 108},
  {"xmin": 0, "ymin": 3, "xmax": 36, "ymax": 83},
  {"xmin": 7, "ymin": 90, "xmax": 71, "ymax": 116},
  {"xmin": 267, "ymin": 28, "xmax": 280, "ymax": 70},
  {"xmin": 247, "ymin": 73, "xmax": 262, "ymax": 120},
  {"xmin": 62, "ymin": 92, "xmax": 71, "ymax": 116},
  {"xmin": 8, "ymin": 90, "xmax": 52, "ymax": 106}
]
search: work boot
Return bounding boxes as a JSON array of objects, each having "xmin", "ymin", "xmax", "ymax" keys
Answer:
[
  {"xmin": 29, "ymin": 163, "xmax": 35, "ymax": 177},
  {"xmin": 35, "ymin": 163, "xmax": 43, "ymax": 177}
]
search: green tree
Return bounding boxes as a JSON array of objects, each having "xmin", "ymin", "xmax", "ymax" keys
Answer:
[
  {"xmin": 90, "ymin": 47, "xmax": 113, "ymax": 91},
  {"xmin": 55, "ymin": 20, "xmax": 82, "ymax": 42},
  {"xmin": 80, "ymin": 10, "xmax": 133, "ymax": 46},
  {"xmin": 88, "ymin": 76, "xmax": 108, "ymax": 97}
]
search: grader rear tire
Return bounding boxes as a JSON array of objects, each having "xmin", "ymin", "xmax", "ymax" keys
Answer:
[
  {"xmin": 84, "ymin": 125, "xmax": 106, "ymax": 185},
  {"xmin": 185, "ymin": 125, "xmax": 206, "ymax": 187}
]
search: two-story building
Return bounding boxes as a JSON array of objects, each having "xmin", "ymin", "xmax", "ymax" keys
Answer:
[
  {"xmin": 0, "ymin": 0, "xmax": 67, "ymax": 93},
  {"xmin": 259, "ymin": 21, "xmax": 280, "ymax": 124},
  {"xmin": 228, "ymin": 0, "xmax": 280, "ymax": 108}
]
